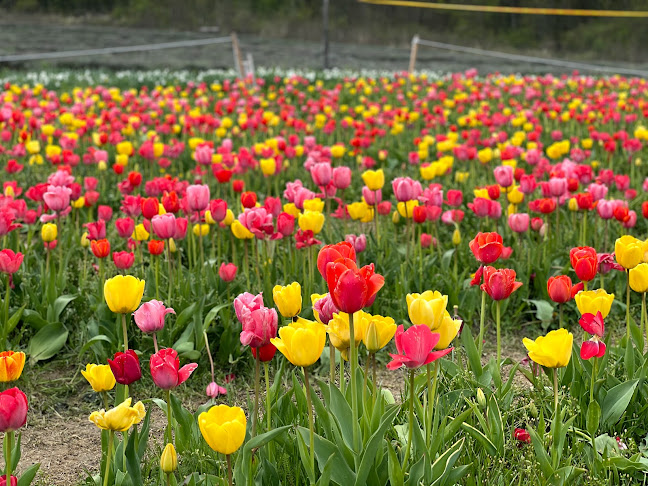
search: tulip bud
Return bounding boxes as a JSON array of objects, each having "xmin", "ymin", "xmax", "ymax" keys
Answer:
[
  {"xmin": 452, "ymin": 228, "xmax": 461, "ymax": 246},
  {"xmin": 80, "ymin": 232, "xmax": 90, "ymax": 248},
  {"xmin": 529, "ymin": 401, "xmax": 538, "ymax": 418},
  {"xmin": 98, "ymin": 161, "xmax": 107, "ymax": 171},
  {"xmin": 476, "ymin": 388, "xmax": 486, "ymax": 409},
  {"xmin": 392, "ymin": 211, "xmax": 400, "ymax": 224},
  {"xmin": 168, "ymin": 238, "xmax": 177, "ymax": 253},
  {"xmin": 160, "ymin": 443, "xmax": 177, "ymax": 473}
]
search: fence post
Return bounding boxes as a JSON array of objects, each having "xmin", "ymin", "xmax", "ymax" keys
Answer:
[
  {"xmin": 231, "ymin": 32, "xmax": 245, "ymax": 77},
  {"xmin": 246, "ymin": 53, "xmax": 256, "ymax": 83},
  {"xmin": 408, "ymin": 34, "xmax": 419, "ymax": 74}
]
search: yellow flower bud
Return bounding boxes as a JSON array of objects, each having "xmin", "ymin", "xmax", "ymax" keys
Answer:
[
  {"xmin": 133, "ymin": 223, "xmax": 149, "ymax": 241},
  {"xmin": 41, "ymin": 223, "xmax": 57, "ymax": 242},
  {"xmin": 361, "ymin": 169, "xmax": 385, "ymax": 191},
  {"xmin": 193, "ymin": 223, "xmax": 209, "ymax": 237},
  {"xmin": 272, "ymin": 282, "xmax": 302, "ymax": 318},
  {"xmin": 160, "ymin": 443, "xmax": 177, "ymax": 473},
  {"xmin": 81, "ymin": 232, "xmax": 90, "ymax": 248},
  {"xmin": 452, "ymin": 228, "xmax": 461, "ymax": 246}
]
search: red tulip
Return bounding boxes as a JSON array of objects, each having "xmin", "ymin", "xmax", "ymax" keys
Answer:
[
  {"xmin": 412, "ymin": 206, "xmax": 427, "ymax": 224},
  {"xmin": 218, "ymin": 262, "xmax": 237, "ymax": 282},
  {"xmin": 325, "ymin": 258, "xmax": 384, "ymax": 314},
  {"xmin": 108, "ymin": 350, "xmax": 142, "ymax": 385},
  {"xmin": 469, "ymin": 232, "xmax": 503, "ymax": 264},
  {"xmin": 0, "ymin": 250, "xmax": 23, "ymax": 275},
  {"xmin": 579, "ymin": 312, "xmax": 606, "ymax": 360},
  {"xmin": 386, "ymin": 325, "xmax": 452, "ymax": 370},
  {"xmin": 0, "ymin": 388, "xmax": 28, "ymax": 432},
  {"xmin": 317, "ymin": 241, "xmax": 356, "ymax": 279},
  {"xmin": 148, "ymin": 240, "xmax": 165, "ymax": 256},
  {"xmin": 251, "ymin": 342, "xmax": 277, "ymax": 362},
  {"xmin": 642, "ymin": 201, "xmax": 648, "ymax": 219},
  {"xmin": 514, "ymin": 428, "xmax": 531, "ymax": 444},
  {"xmin": 115, "ymin": 217, "xmax": 135, "ymax": 239},
  {"xmin": 241, "ymin": 191, "xmax": 257, "ymax": 209},
  {"xmin": 232, "ymin": 179, "xmax": 245, "ymax": 192},
  {"xmin": 547, "ymin": 276, "xmax": 572, "ymax": 304},
  {"xmin": 112, "ymin": 251, "xmax": 135, "ymax": 270},
  {"xmin": 480, "ymin": 267, "xmax": 522, "ymax": 301},
  {"xmin": 141, "ymin": 197, "xmax": 159, "ymax": 220},
  {"xmin": 90, "ymin": 239, "xmax": 110, "ymax": 259},
  {"xmin": 569, "ymin": 246, "xmax": 598, "ymax": 282},
  {"xmin": 149, "ymin": 348, "xmax": 198, "ymax": 389}
]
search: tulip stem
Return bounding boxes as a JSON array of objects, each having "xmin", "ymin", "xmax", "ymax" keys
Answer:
[
  {"xmin": 643, "ymin": 293, "xmax": 647, "ymax": 348},
  {"xmin": 165, "ymin": 390, "xmax": 173, "ymax": 445},
  {"xmin": 166, "ymin": 244, "xmax": 173, "ymax": 305},
  {"xmin": 303, "ymin": 367, "xmax": 316, "ymax": 485},
  {"xmin": 478, "ymin": 288, "xmax": 486, "ymax": 359},
  {"xmin": 2, "ymin": 276, "xmax": 10, "ymax": 348},
  {"xmin": 329, "ymin": 345, "xmax": 335, "ymax": 390},
  {"xmin": 153, "ymin": 333, "xmax": 159, "ymax": 354},
  {"xmin": 4, "ymin": 430, "xmax": 13, "ymax": 485},
  {"xmin": 496, "ymin": 300, "xmax": 502, "ymax": 368},
  {"xmin": 264, "ymin": 362, "xmax": 272, "ymax": 432},
  {"xmin": 121, "ymin": 314, "xmax": 128, "ymax": 353},
  {"xmin": 226, "ymin": 454, "xmax": 233, "ymax": 486},
  {"xmin": 426, "ymin": 360, "xmax": 440, "ymax": 448},
  {"xmin": 204, "ymin": 331, "xmax": 215, "ymax": 382},
  {"xmin": 559, "ymin": 303, "xmax": 563, "ymax": 329},
  {"xmin": 627, "ymin": 270, "xmax": 631, "ymax": 341},
  {"xmin": 103, "ymin": 431, "xmax": 113, "ymax": 486},
  {"xmin": 590, "ymin": 357, "xmax": 596, "ymax": 404},
  {"xmin": 155, "ymin": 256, "xmax": 160, "ymax": 300},
  {"xmin": 350, "ymin": 312, "xmax": 359, "ymax": 451},
  {"xmin": 553, "ymin": 368, "xmax": 559, "ymax": 417},
  {"xmin": 403, "ymin": 369, "xmax": 414, "ymax": 468},
  {"xmin": 243, "ymin": 240, "xmax": 250, "ymax": 290},
  {"xmin": 252, "ymin": 350, "xmax": 261, "ymax": 437}
]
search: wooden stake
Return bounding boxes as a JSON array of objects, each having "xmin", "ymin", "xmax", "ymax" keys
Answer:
[
  {"xmin": 408, "ymin": 34, "xmax": 420, "ymax": 74},
  {"xmin": 231, "ymin": 32, "xmax": 244, "ymax": 77}
]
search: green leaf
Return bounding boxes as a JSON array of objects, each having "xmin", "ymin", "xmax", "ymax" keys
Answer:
[
  {"xmin": 317, "ymin": 453, "xmax": 336, "ymax": 486},
  {"xmin": 17, "ymin": 464, "xmax": 40, "ymax": 486},
  {"xmin": 78, "ymin": 335, "xmax": 113, "ymax": 356},
  {"xmin": 387, "ymin": 441, "xmax": 404, "ymax": 486},
  {"xmin": 586, "ymin": 400, "xmax": 601, "ymax": 437},
  {"xmin": 527, "ymin": 426, "xmax": 553, "ymax": 478},
  {"xmin": 354, "ymin": 405, "xmax": 399, "ymax": 486},
  {"xmin": 430, "ymin": 438, "xmax": 464, "ymax": 485},
  {"xmin": 48, "ymin": 294, "xmax": 77, "ymax": 322},
  {"xmin": 202, "ymin": 303, "xmax": 230, "ymax": 333},
  {"xmin": 460, "ymin": 324, "xmax": 482, "ymax": 376},
  {"xmin": 125, "ymin": 429, "xmax": 142, "ymax": 485},
  {"xmin": 7, "ymin": 305, "xmax": 25, "ymax": 334},
  {"xmin": 297, "ymin": 427, "xmax": 356, "ymax": 486},
  {"xmin": 20, "ymin": 309, "xmax": 48, "ymax": 331},
  {"xmin": 233, "ymin": 426, "xmax": 291, "ymax": 486},
  {"xmin": 527, "ymin": 299, "xmax": 554, "ymax": 323},
  {"xmin": 443, "ymin": 408, "xmax": 472, "ymax": 443},
  {"xmin": 460, "ymin": 423, "xmax": 497, "ymax": 457},
  {"xmin": 27, "ymin": 322, "xmax": 68, "ymax": 364},
  {"xmin": 175, "ymin": 303, "xmax": 197, "ymax": 330},
  {"xmin": 601, "ymin": 379, "xmax": 639, "ymax": 426}
]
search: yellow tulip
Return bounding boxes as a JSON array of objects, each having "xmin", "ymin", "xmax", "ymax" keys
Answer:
[
  {"xmin": 104, "ymin": 275, "xmax": 145, "ymax": 314},
  {"xmin": 193, "ymin": 223, "xmax": 209, "ymax": 237},
  {"xmin": 80, "ymin": 231, "xmax": 90, "ymax": 248},
  {"xmin": 205, "ymin": 210, "xmax": 216, "ymax": 225},
  {"xmin": 506, "ymin": 186, "xmax": 524, "ymax": 205},
  {"xmin": 452, "ymin": 228, "xmax": 461, "ymax": 246},
  {"xmin": 260, "ymin": 158, "xmax": 276, "ymax": 176},
  {"xmin": 231, "ymin": 220, "xmax": 254, "ymax": 239},
  {"xmin": 160, "ymin": 443, "xmax": 177, "ymax": 473},
  {"xmin": 283, "ymin": 203, "xmax": 301, "ymax": 218},
  {"xmin": 303, "ymin": 198, "xmax": 324, "ymax": 212},
  {"xmin": 273, "ymin": 282, "xmax": 302, "ymax": 318},
  {"xmin": 133, "ymin": 223, "xmax": 150, "ymax": 241},
  {"xmin": 41, "ymin": 223, "xmax": 57, "ymax": 242},
  {"xmin": 271, "ymin": 317, "xmax": 326, "ymax": 367},
  {"xmin": 629, "ymin": 263, "xmax": 648, "ymax": 293},
  {"xmin": 89, "ymin": 398, "xmax": 146, "ymax": 432},
  {"xmin": 72, "ymin": 197, "xmax": 85, "ymax": 209},
  {"xmin": 198, "ymin": 404, "xmax": 247, "ymax": 455},
  {"xmin": 326, "ymin": 312, "xmax": 363, "ymax": 359},
  {"xmin": 435, "ymin": 313, "xmax": 461, "ymax": 349},
  {"xmin": 356, "ymin": 312, "xmax": 396, "ymax": 353},
  {"xmin": 406, "ymin": 291, "xmax": 449, "ymax": 330},
  {"xmin": 397, "ymin": 200, "xmax": 419, "ymax": 218},
  {"xmin": 574, "ymin": 289, "xmax": 615, "ymax": 318},
  {"xmin": 615, "ymin": 235, "xmax": 644, "ymax": 269},
  {"xmin": 523, "ymin": 329, "xmax": 573, "ymax": 368},
  {"xmin": 330, "ymin": 144, "xmax": 345, "ymax": 158},
  {"xmin": 298, "ymin": 211, "xmax": 325, "ymax": 234},
  {"xmin": 347, "ymin": 201, "xmax": 373, "ymax": 222},
  {"xmin": 0, "ymin": 351, "xmax": 25, "ymax": 382},
  {"xmin": 81, "ymin": 363, "xmax": 116, "ymax": 392},
  {"xmin": 362, "ymin": 169, "xmax": 385, "ymax": 191}
]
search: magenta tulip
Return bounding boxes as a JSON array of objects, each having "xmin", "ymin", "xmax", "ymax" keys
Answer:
[
  {"xmin": 386, "ymin": 325, "xmax": 452, "ymax": 370},
  {"xmin": 149, "ymin": 348, "xmax": 197, "ymax": 389}
]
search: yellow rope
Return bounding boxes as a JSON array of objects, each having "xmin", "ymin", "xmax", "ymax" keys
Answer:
[{"xmin": 358, "ymin": 0, "xmax": 648, "ymax": 18}]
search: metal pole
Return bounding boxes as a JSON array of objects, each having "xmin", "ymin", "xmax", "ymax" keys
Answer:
[{"xmin": 323, "ymin": 0, "xmax": 330, "ymax": 69}]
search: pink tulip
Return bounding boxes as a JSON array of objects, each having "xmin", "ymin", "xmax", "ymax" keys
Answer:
[
  {"xmin": 43, "ymin": 185, "xmax": 71, "ymax": 212},
  {"xmin": 362, "ymin": 186, "xmax": 381, "ymax": 205},
  {"xmin": 332, "ymin": 166, "xmax": 351, "ymax": 189},
  {"xmin": 210, "ymin": 199, "xmax": 228, "ymax": 222},
  {"xmin": 149, "ymin": 348, "xmax": 197, "ymax": 389},
  {"xmin": 0, "ymin": 208, "xmax": 20, "ymax": 237},
  {"xmin": 98, "ymin": 205, "xmax": 113, "ymax": 221},
  {"xmin": 420, "ymin": 233, "xmax": 434, "ymax": 248},
  {"xmin": 445, "ymin": 189, "xmax": 463, "ymax": 207},
  {"xmin": 152, "ymin": 213, "xmax": 176, "ymax": 240},
  {"xmin": 263, "ymin": 197, "xmax": 282, "ymax": 218},
  {"xmin": 313, "ymin": 294, "xmax": 338, "ymax": 325},
  {"xmin": 134, "ymin": 300, "xmax": 175, "ymax": 334},
  {"xmin": 508, "ymin": 213, "xmax": 529, "ymax": 233},
  {"xmin": 121, "ymin": 195, "xmax": 142, "ymax": 217},
  {"xmin": 0, "ymin": 388, "xmax": 28, "ymax": 432},
  {"xmin": 238, "ymin": 304, "xmax": 278, "ymax": 348},
  {"xmin": 345, "ymin": 234, "xmax": 367, "ymax": 253},
  {"xmin": 239, "ymin": 208, "xmax": 274, "ymax": 239},
  {"xmin": 84, "ymin": 221, "xmax": 106, "ymax": 240},
  {"xmin": 194, "ymin": 144, "xmax": 213, "ymax": 165},
  {"xmin": 112, "ymin": 251, "xmax": 135, "ymax": 270},
  {"xmin": 311, "ymin": 162, "xmax": 332, "ymax": 188},
  {"xmin": 392, "ymin": 177, "xmax": 422, "ymax": 202},
  {"xmin": 115, "ymin": 217, "xmax": 135, "ymax": 239},
  {"xmin": 186, "ymin": 184, "xmax": 210, "ymax": 212},
  {"xmin": 219, "ymin": 263, "xmax": 237, "ymax": 282},
  {"xmin": 587, "ymin": 183, "xmax": 608, "ymax": 201},
  {"xmin": 206, "ymin": 381, "xmax": 227, "ymax": 398},
  {"xmin": 493, "ymin": 166, "xmax": 513, "ymax": 187},
  {"xmin": 276, "ymin": 212, "xmax": 295, "ymax": 237},
  {"xmin": 174, "ymin": 217, "xmax": 188, "ymax": 240},
  {"xmin": 519, "ymin": 174, "xmax": 537, "ymax": 195},
  {"xmin": 0, "ymin": 250, "xmax": 23, "ymax": 274},
  {"xmin": 468, "ymin": 197, "xmax": 491, "ymax": 218},
  {"xmin": 596, "ymin": 200, "xmax": 615, "ymax": 220},
  {"xmin": 233, "ymin": 292, "xmax": 264, "ymax": 323},
  {"xmin": 547, "ymin": 178, "xmax": 568, "ymax": 197},
  {"xmin": 386, "ymin": 325, "xmax": 452, "ymax": 370}
]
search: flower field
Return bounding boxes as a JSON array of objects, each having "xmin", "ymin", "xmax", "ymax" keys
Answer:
[{"xmin": 1, "ymin": 70, "xmax": 648, "ymax": 485}]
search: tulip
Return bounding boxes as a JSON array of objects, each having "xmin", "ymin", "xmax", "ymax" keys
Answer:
[
  {"xmin": 0, "ymin": 250, "xmax": 23, "ymax": 275},
  {"xmin": 481, "ymin": 267, "xmax": 522, "ymax": 301},
  {"xmin": 357, "ymin": 312, "xmax": 396, "ymax": 353},
  {"xmin": 112, "ymin": 251, "xmax": 135, "ymax": 270},
  {"xmin": 298, "ymin": 210, "xmax": 325, "ymax": 234},
  {"xmin": 575, "ymin": 289, "xmax": 614, "ymax": 319},
  {"xmin": 332, "ymin": 166, "xmax": 352, "ymax": 189},
  {"xmin": 89, "ymin": 397, "xmax": 145, "ymax": 432},
  {"xmin": 186, "ymin": 184, "xmax": 210, "ymax": 212},
  {"xmin": 494, "ymin": 165, "xmax": 513, "ymax": 187},
  {"xmin": 133, "ymin": 223, "xmax": 149, "ymax": 241},
  {"xmin": 107, "ymin": 350, "xmax": 142, "ymax": 386},
  {"xmin": 218, "ymin": 263, "xmax": 237, "ymax": 282},
  {"xmin": 362, "ymin": 169, "xmax": 385, "ymax": 191},
  {"xmin": 469, "ymin": 232, "xmax": 503, "ymax": 264},
  {"xmin": 508, "ymin": 213, "xmax": 529, "ymax": 233},
  {"xmin": 0, "ymin": 388, "xmax": 28, "ymax": 432},
  {"xmin": 270, "ymin": 317, "xmax": 326, "ymax": 367},
  {"xmin": 579, "ymin": 312, "xmax": 606, "ymax": 361},
  {"xmin": 160, "ymin": 443, "xmax": 177, "ymax": 474},
  {"xmin": 569, "ymin": 246, "xmax": 598, "ymax": 283},
  {"xmin": 387, "ymin": 324, "xmax": 452, "ymax": 369},
  {"xmin": 326, "ymin": 311, "xmax": 362, "ymax": 360},
  {"xmin": 630, "ymin": 263, "xmax": 648, "ymax": 293},
  {"xmin": 0, "ymin": 475, "xmax": 16, "ymax": 486},
  {"xmin": 115, "ymin": 218, "xmax": 135, "ymax": 239},
  {"xmin": 615, "ymin": 235, "xmax": 644, "ymax": 269},
  {"xmin": 523, "ymin": 328, "xmax": 573, "ymax": 368},
  {"xmin": 326, "ymin": 258, "xmax": 384, "ymax": 314},
  {"xmin": 241, "ymin": 191, "xmax": 258, "ymax": 209},
  {"xmin": 514, "ymin": 428, "xmax": 532, "ymax": 444},
  {"xmin": 316, "ymin": 242, "xmax": 356, "ymax": 279},
  {"xmin": 150, "ymin": 348, "xmax": 198, "ymax": 390},
  {"xmin": 206, "ymin": 381, "xmax": 228, "ymax": 398},
  {"xmin": 133, "ymin": 299, "xmax": 174, "ymax": 344},
  {"xmin": 104, "ymin": 275, "xmax": 145, "ymax": 314},
  {"xmin": 198, "ymin": 404, "xmax": 246, "ymax": 455},
  {"xmin": 0, "ymin": 352, "xmax": 24, "ymax": 383},
  {"xmin": 41, "ymin": 223, "xmax": 57, "ymax": 243},
  {"xmin": 91, "ymin": 239, "xmax": 110, "ymax": 259},
  {"xmin": 272, "ymin": 282, "xmax": 302, "ymax": 318},
  {"xmin": 151, "ymin": 213, "xmax": 176, "ymax": 240},
  {"xmin": 250, "ymin": 342, "xmax": 277, "ymax": 362},
  {"xmin": 406, "ymin": 291, "xmax": 448, "ymax": 329},
  {"xmin": 312, "ymin": 293, "xmax": 337, "ymax": 325},
  {"xmin": 276, "ymin": 212, "xmax": 295, "ymax": 237},
  {"xmin": 81, "ymin": 363, "xmax": 116, "ymax": 393}
]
